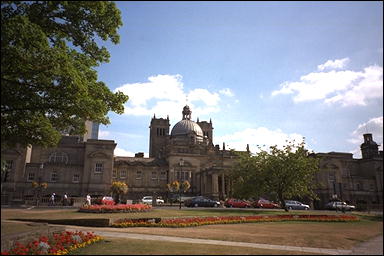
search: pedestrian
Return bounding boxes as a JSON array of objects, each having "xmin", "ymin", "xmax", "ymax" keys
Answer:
[
  {"xmin": 50, "ymin": 193, "xmax": 55, "ymax": 206},
  {"xmin": 63, "ymin": 193, "xmax": 68, "ymax": 206},
  {"xmin": 86, "ymin": 194, "xmax": 91, "ymax": 206}
]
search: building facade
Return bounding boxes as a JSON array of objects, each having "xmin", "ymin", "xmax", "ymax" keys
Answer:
[
  {"xmin": 313, "ymin": 133, "xmax": 383, "ymax": 209},
  {"xmin": 1, "ymin": 106, "xmax": 383, "ymax": 209}
]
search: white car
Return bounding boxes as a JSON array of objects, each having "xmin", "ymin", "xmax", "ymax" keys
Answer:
[
  {"xmin": 285, "ymin": 200, "xmax": 310, "ymax": 210},
  {"xmin": 325, "ymin": 201, "xmax": 356, "ymax": 211},
  {"xmin": 141, "ymin": 196, "xmax": 164, "ymax": 205}
]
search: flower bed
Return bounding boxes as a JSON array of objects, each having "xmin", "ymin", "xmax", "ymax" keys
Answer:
[
  {"xmin": 1, "ymin": 230, "xmax": 102, "ymax": 255},
  {"xmin": 112, "ymin": 214, "xmax": 359, "ymax": 228},
  {"xmin": 78, "ymin": 203, "xmax": 152, "ymax": 213}
]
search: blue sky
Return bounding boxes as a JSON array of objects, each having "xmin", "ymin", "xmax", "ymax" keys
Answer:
[{"xmin": 96, "ymin": 1, "xmax": 383, "ymax": 158}]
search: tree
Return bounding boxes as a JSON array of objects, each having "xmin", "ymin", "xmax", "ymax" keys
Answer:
[
  {"xmin": 110, "ymin": 181, "xmax": 128, "ymax": 204},
  {"xmin": 166, "ymin": 180, "xmax": 191, "ymax": 209},
  {"xmin": 230, "ymin": 140, "xmax": 319, "ymax": 211},
  {"xmin": 32, "ymin": 181, "xmax": 48, "ymax": 207},
  {"xmin": 1, "ymin": 1, "xmax": 129, "ymax": 148}
]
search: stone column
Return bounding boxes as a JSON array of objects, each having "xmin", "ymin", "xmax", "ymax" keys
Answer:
[
  {"xmin": 221, "ymin": 174, "xmax": 226, "ymax": 199},
  {"xmin": 202, "ymin": 173, "xmax": 207, "ymax": 194},
  {"xmin": 212, "ymin": 173, "xmax": 219, "ymax": 198}
]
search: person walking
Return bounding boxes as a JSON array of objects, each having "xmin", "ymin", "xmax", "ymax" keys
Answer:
[
  {"xmin": 86, "ymin": 194, "xmax": 91, "ymax": 206},
  {"xmin": 50, "ymin": 193, "xmax": 55, "ymax": 206},
  {"xmin": 63, "ymin": 193, "xmax": 68, "ymax": 206}
]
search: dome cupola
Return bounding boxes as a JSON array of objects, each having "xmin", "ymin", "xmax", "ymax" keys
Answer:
[{"xmin": 170, "ymin": 105, "xmax": 204, "ymax": 142}]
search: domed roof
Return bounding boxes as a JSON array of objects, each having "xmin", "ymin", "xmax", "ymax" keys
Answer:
[{"xmin": 171, "ymin": 119, "xmax": 204, "ymax": 137}]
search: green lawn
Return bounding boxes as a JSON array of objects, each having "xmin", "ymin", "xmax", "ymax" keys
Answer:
[
  {"xmin": 1, "ymin": 208, "xmax": 382, "ymax": 255},
  {"xmin": 70, "ymin": 237, "xmax": 313, "ymax": 255},
  {"xmin": 1, "ymin": 207, "xmax": 354, "ymax": 221}
]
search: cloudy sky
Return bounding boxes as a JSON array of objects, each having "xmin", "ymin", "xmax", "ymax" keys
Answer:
[{"xmin": 96, "ymin": 1, "xmax": 383, "ymax": 158}]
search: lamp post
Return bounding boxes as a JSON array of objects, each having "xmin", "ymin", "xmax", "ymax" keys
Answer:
[
  {"xmin": 179, "ymin": 158, "xmax": 184, "ymax": 209},
  {"xmin": 33, "ymin": 163, "xmax": 46, "ymax": 207}
]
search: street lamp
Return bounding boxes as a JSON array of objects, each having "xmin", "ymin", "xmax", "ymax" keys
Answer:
[{"xmin": 33, "ymin": 163, "xmax": 47, "ymax": 207}]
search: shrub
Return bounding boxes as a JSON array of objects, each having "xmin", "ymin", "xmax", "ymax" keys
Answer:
[
  {"xmin": 112, "ymin": 214, "xmax": 360, "ymax": 228},
  {"xmin": 78, "ymin": 203, "xmax": 152, "ymax": 213},
  {"xmin": 1, "ymin": 231, "xmax": 102, "ymax": 255}
]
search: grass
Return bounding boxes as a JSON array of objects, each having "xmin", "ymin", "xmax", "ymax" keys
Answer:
[
  {"xmin": 69, "ymin": 220, "xmax": 382, "ymax": 250},
  {"xmin": 1, "ymin": 222, "xmax": 48, "ymax": 236},
  {"xmin": 1, "ymin": 207, "xmax": 351, "ymax": 222},
  {"xmin": 70, "ymin": 237, "xmax": 313, "ymax": 255},
  {"xmin": 2, "ymin": 208, "xmax": 382, "ymax": 254}
]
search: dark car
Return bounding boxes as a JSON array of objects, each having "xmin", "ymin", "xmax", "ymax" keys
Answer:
[
  {"xmin": 224, "ymin": 198, "xmax": 251, "ymax": 208},
  {"xmin": 184, "ymin": 196, "xmax": 220, "ymax": 207}
]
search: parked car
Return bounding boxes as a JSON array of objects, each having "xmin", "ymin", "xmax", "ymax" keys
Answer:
[
  {"xmin": 252, "ymin": 199, "xmax": 280, "ymax": 209},
  {"xmin": 102, "ymin": 196, "xmax": 115, "ymax": 205},
  {"xmin": 141, "ymin": 196, "xmax": 164, "ymax": 205},
  {"xmin": 184, "ymin": 196, "xmax": 220, "ymax": 207},
  {"xmin": 284, "ymin": 200, "xmax": 310, "ymax": 210},
  {"xmin": 325, "ymin": 201, "xmax": 356, "ymax": 211},
  {"xmin": 224, "ymin": 198, "xmax": 251, "ymax": 208}
]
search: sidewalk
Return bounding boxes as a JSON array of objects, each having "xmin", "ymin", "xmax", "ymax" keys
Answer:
[{"xmin": 348, "ymin": 235, "xmax": 383, "ymax": 255}]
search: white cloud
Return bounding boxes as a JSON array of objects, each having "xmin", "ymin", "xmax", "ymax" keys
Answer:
[
  {"xmin": 317, "ymin": 58, "xmax": 349, "ymax": 71},
  {"xmin": 272, "ymin": 58, "xmax": 383, "ymax": 106},
  {"xmin": 98, "ymin": 130, "xmax": 110, "ymax": 139},
  {"xmin": 347, "ymin": 116, "xmax": 383, "ymax": 158},
  {"xmin": 324, "ymin": 66, "xmax": 383, "ymax": 106},
  {"xmin": 114, "ymin": 147, "xmax": 136, "ymax": 157},
  {"xmin": 188, "ymin": 89, "xmax": 220, "ymax": 106},
  {"xmin": 214, "ymin": 127, "xmax": 306, "ymax": 153},
  {"xmin": 115, "ymin": 74, "xmax": 231, "ymax": 122},
  {"xmin": 219, "ymin": 88, "xmax": 234, "ymax": 97}
]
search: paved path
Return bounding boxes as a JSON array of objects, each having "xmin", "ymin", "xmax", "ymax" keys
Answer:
[
  {"xmin": 66, "ymin": 227, "xmax": 352, "ymax": 255},
  {"xmin": 348, "ymin": 235, "xmax": 383, "ymax": 255}
]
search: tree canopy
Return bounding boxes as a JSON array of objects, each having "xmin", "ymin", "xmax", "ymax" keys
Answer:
[
  {"xmin": 1, "ymin": 1, "xmax": 129, "ymax": 148},
  {"xmin": 229, "ymin": 140, "xmax": 320, "ymax": 211}
]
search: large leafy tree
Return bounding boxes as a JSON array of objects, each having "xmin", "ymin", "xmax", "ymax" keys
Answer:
[
  {"xmin": 229, "ymin": 140, "xmax": 319, "ymax": 211},
  {"xmin": 1, "ymin": 1, "xmax": 129, "ymax": 148}
]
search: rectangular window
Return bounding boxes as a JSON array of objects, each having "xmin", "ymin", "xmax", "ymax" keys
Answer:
[
  {"xmin": 27, "ymin": 172, "xmax": 35, "ymax": 182},
  {"xmin": 329, "ymin": 172, "xmax": 335, "ymax": 182},
  {"xmin": 51, "ymin": 171, "xmax": 58, "ymax": 182},
  {"xmin": 136, "ymin": 170, "xmax": 142, "ymax": 180},
  {"xmin": 120, "ymin": 169, "xmax": 127, "ymax": 179},
  {"xmin": 176, "ymin": 171, "xmax": 180, "ymax": 180},
  {"xmin": 95, "ymin": 163, "xmax": 104, "ymax": 174},
  {"xmin": 151, "ymin": 171, "xmax": 157, "ymax": 180},
  {"xmin": 160, "ymin": 171, "xmax": 167, "ymax": 180},
  {"xmin": 112, "ymin": 169, "xmax": 117, "ymax": 178},
  {"xmin": 72, "ymin": 174, "xmax": 80, "ymax": 183}
]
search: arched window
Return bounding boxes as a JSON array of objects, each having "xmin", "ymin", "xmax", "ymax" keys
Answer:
[{"xmin": 49, "ymin": 152, "xmax": 68, "ymax": 164}]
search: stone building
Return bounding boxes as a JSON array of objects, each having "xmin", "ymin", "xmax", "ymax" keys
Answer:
[
  {"xmin": 1, "ymin": 134, "xmax": 116, "ymax": 204},
  {"xmin": 112, "ymin": 105, "xmax": 241, "ymax": 200},
  {"xmin": 313, "ymin": 133, "xmax": 383, "ymax": 210},
  {"xmin": 1, "ymin": 105, "xmax": 382, "ymax": 209},
  {"xmin": 1, "ymin": 106, "xmax": 243, "ymax": 204}
]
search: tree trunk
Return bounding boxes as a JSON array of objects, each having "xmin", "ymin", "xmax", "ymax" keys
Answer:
[{"xmin": 278, "ymin": 192, "xmax": 289, "ymax": 212}]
